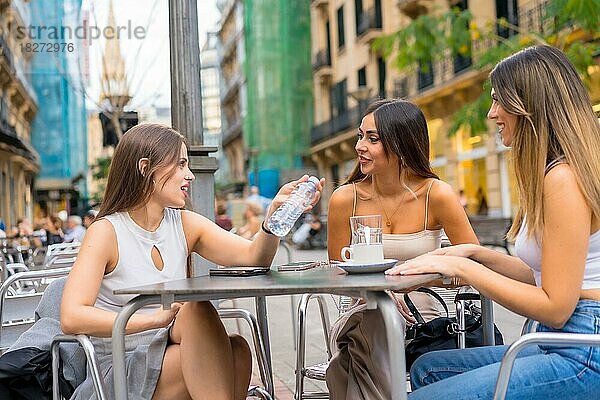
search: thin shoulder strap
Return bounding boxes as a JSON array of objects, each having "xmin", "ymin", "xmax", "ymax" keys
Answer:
[
  {"xmin": 424, "ymin": 179, "xmax": 436, "ymax": 230},
  {"xmin": 352, "ymin": 183, "xmax": 357, "ymax": 217},
  {"xmin": 545, "ymin": 156, "xmax": 566, "ymax": 175}
]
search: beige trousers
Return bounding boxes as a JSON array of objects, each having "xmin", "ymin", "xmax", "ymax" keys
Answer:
[{"xmin": 325, "ymin": 291, "xmax": 442, "ymax": 400}]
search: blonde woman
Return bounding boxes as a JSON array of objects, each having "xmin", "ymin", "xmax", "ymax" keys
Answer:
[{"xmin": 390, "ymin": 46, "xmax": 600, "ymax": 399}]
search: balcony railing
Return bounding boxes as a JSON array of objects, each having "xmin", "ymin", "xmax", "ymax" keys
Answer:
[
  {"xmin": 0, "ymin": 115, "xmax": 17, "ymax": 139},
  {"xmin": 221, "ymin": 72, "xmax": 242, "ymax": 103},
  {"xmin": 417, "ymin": 63, "xmax": 434, "ymax": 90},
  {"xmin": 312, "ymin": 49, "xmax": 331, "ymax": 71},
  {"xmin": 311, "ymin": 106, "xmax": 361, "ymax": 145},
  {"xmin": 357, "ymin": 7, "xmax": 383, "ymax": 37},
  {"xmin": 453, "ymin": 53, "xmax": 472, "ymax": 74},
  {"xmin": 222, "ymin": 119, "xmax": 242, "ymax": 146},
  {"xmin": 0, "ymin": 35, "xmax": 14, "ymax": 70},
  {"xmin": 518, "ymin": 0, "xmax": 551, "ymax": 35},
  {"xmin": 393, "ymin": 78, "xmax": 409, "ymax": 99}
]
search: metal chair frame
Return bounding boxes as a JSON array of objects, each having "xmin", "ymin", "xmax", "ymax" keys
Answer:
[
  {"xmin": 0, "ymin": 267, "xmax": 72, "ymax": 353},
  {"xmin": 492, "ymin": 319, "xmax": 596, "ymax": 400}
]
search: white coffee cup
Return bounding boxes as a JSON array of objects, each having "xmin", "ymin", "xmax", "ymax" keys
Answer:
[{"xmin": 341, "ymin": 243, "xmax": 384, "ymax": 265}]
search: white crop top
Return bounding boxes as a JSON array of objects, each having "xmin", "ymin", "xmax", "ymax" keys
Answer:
[
  {"xmin": 352, "ymin": 179, "xmax": 444, "ymax": 261},
  {"xmin": 515, "ymin": 225, "xmax": 600, "ymax": 290},
  {"xmin": 515, "ymin": 157, "xmax": 600, "ymax": 290},
  {"xmin": 95, "ymin": 208, "xmax": 188, "ymax": 314}
]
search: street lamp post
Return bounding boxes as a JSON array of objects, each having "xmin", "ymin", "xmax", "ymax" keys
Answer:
[{"xmin": 169, "ymin": 0, "xmax": 217, "ymax": 276}]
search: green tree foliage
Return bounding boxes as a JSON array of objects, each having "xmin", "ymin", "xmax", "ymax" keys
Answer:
[
  {"xmin": 90, "ymin": 156, "xmax": 112, "ymax": 204},
  {"xmin": 374, "ymin": 0, "xmax": 600, "ymax": 137}
]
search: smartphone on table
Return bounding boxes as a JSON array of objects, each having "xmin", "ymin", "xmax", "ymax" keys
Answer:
[
  {"xmin": 276, "ymin": 261, "xmax": 320, "ymax": 272},
  {"xmin": 209, "ymin": 266, "xmax": 271, "ymax": 277}
]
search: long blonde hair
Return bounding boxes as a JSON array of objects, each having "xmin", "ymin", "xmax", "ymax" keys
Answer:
[{"xmin": 490, "ymin": 46, "xmax": 600, "ymax": 240}]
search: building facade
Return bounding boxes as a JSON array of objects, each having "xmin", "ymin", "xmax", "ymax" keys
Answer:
[
  {"xmin": 200, "ymin": 31, "xmax": 228, "ymax": 184},
  {"xmin": 310, "ymin": 0, "xmax": 599, "ymax": 215},
  {"xmin": 29, "ymin": 0, "xmax": 88, "ymax": 217},
  {"xmin": 217, "ymin": 0, "xmax": 247, "ymax": 192},
  {"xmin": 0, "ymin": 0, "xmax": 40, "ymax": 230},
  {"xmin": 217, "ymin": 0, "xmax": 313, "ymax": 198}
]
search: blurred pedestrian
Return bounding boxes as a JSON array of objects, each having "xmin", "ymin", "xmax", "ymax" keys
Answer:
[
  {"xmin": 63, "ymin": 215, "xmax": 87, "ymax": 243},
  {"xmin": 236, "ymin": 201, "xmax": 264, "ymax": 239},
  {"xmin": 246, "ymin": 186, "xmax": 271, "ymax": 214},
  {"xmin": 83, "ymin": 210, "xmax": 98, "ymax": 229},
  {"xmin": 215, "ymin": 200, "xmax": 233, "ymax": 231},
  {"xmin": 44, "ymin": 215, "xmax": 64, "ymax": 245}
]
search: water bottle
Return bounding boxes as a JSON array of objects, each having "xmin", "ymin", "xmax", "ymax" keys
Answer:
[{"xmin": 265, "ymin": 176, "xmax": 320, "ymax": 237}]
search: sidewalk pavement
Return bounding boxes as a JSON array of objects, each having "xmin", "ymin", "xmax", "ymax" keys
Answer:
[{"xmin": 221, "ymin": 246, "xmax": 526, "ymax": 399}]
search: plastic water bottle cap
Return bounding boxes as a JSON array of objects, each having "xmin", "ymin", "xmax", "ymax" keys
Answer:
[{"xmin": 307, "ymin": 176, "xmax": 320, "ymax": 186}]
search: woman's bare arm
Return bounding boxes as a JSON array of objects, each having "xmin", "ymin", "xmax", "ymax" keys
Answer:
[{"xmin": 60, "ymin": 220, "xmax": 179, "ymax": 337}]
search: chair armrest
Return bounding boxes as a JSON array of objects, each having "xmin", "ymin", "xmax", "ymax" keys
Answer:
[
  {"xmin": 493, "ymin": 332, "xmax": 600, "ymax": 400},
  {"xmin": 0, "ymin": 267, "xmax": 72, "ymax": 321},
  {"xmin": 51, "ymin": 334, "xmax": 108, "ymax": 400}
]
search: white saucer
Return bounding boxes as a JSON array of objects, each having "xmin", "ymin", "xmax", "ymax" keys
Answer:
[{"xmin": 337, "ymin": 259, "xmax": 399, "ymax": 274}]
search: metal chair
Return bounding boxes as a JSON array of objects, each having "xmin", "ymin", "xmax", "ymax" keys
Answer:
[
  {"xmin": 41, "ymin": 242, "xmax": 81, "ymax": 269},
  {"xmin": 492, "ymin": 319, "xmax": 598, "ymax": 400},
  {"xmin": 295, "ymin": 293, "xmax": 335, "ymax": 399},
  {"xmin": 0, "ymin": 267, "xmax": 72, "ymax": 353}
]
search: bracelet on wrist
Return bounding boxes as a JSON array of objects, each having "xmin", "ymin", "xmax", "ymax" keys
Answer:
[{"xmin": 261, "ymin": 220, "xmax": 275, "ymax": 236}]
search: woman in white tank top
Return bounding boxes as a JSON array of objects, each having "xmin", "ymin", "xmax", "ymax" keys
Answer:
[
  {"xmin": 390, "ymin": 46, "xmax": 600, "ymax": 400},
  {"xmin": 60, "ymin": 124, "xmax": 324, "ymax": 400},
  {"xmin": 326, "ymin": 99, "xmax": 479, "ymax": 399}
]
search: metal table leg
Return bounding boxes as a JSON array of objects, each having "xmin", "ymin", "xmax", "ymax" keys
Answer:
[
  {"xmin": 481, "ymin": 296, "xmax": 495, "ymax": 345},
  {"xmin": 112, "ymin": 295, "xmax": 161, "ymax": 400},
  {"xmin": 255, "ymin": 295, "xmax": 274, "ymax": 398},
  {"xmin": 373, "ymin": 291, "xmax": 408, "ymax": 400}
]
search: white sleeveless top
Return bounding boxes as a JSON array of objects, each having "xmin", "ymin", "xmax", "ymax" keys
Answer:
[
  {"xmin": 352, "ymin": 179, "xmax": 444, "ymax": 261},
  {"xmin": 514, "ymin": 157, "xmax": 600, "ymax": 290},
  {"xmin": 96, "ymin": 208, "xmax": 188, "ymax": 314}
]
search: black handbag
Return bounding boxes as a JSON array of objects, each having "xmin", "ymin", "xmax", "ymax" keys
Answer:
[{"xmin": 403, "ymin": 288, "xmax": 504, "ymax": 370}]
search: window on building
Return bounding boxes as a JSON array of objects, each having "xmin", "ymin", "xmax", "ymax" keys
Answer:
[
  {"xmin": 418, "ymin": 61, "xmax": 434, "ymax": 90},
  {"xmin": 496, "ymin": 0, "xmax": 518, "ymax": 38},
  {"xmin": 326, "ymin": 20, "xmax": 332, "ymax": 64},
  {"xmin": 337, "ymin": 6, "xmax": 345, "ymax": 50},
  {"xmin": 354, "ymin": 0, "xmax": 363, "ymax": 36},
  {"xmin": 377, "ymin": 57, "xmax": 386, "ymax": 98},
  {"xmin": 452, "ymin": 0, "xmax": 472, "ymax": 74},
  {"xmin": 331, "ymin": 164, "xmax": 340, "ymax": 186},
  {"xmin": 330, "ymin": 79, "xmax": 348, "ymax": 117},
  {"xmin": 358, "ymin": 66, "xmax": 367, "ymax": 87}
]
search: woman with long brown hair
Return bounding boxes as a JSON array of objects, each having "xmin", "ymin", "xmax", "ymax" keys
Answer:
[
  {"xmin": 61, "ymin": 123, "xmax": 324, "ymax": 399},
  {"xmin": 326, "ymin": 99, "xmax": 478, "ymax": 399},
  {"xmin": 392, "ymin": 45, "xmax": 600, "ymax": 399}
]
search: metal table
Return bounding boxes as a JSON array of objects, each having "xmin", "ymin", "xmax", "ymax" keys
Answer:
[{"xmin": 111, "ymin": 268, "xmax": 443, "ymax": 400}]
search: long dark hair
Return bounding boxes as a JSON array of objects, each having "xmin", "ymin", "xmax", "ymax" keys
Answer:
[
  {"xmin": 97, "ymin": 124, "xmax": 186, "ymax": 219},
  {"xmin": 343, "ymin": 99, "xmax": 438, "ymax": 186}
]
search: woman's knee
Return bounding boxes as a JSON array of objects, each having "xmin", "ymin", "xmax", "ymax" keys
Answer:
[
  {"xmin": 179, "ymin": 301, "xmax": 219, "ymax": 322},
  {"xmin": 229, "ymin": 334, "xmax": 251, "ymax": 364},
  {"xmin": 410, "ymin": 352, "xmax": 442, "ymax": 389}
]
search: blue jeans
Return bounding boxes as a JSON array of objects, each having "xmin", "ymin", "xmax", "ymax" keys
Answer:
[{"xmin": 409, "ymin": 300, "xmax": 600, "ymax": 400}]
